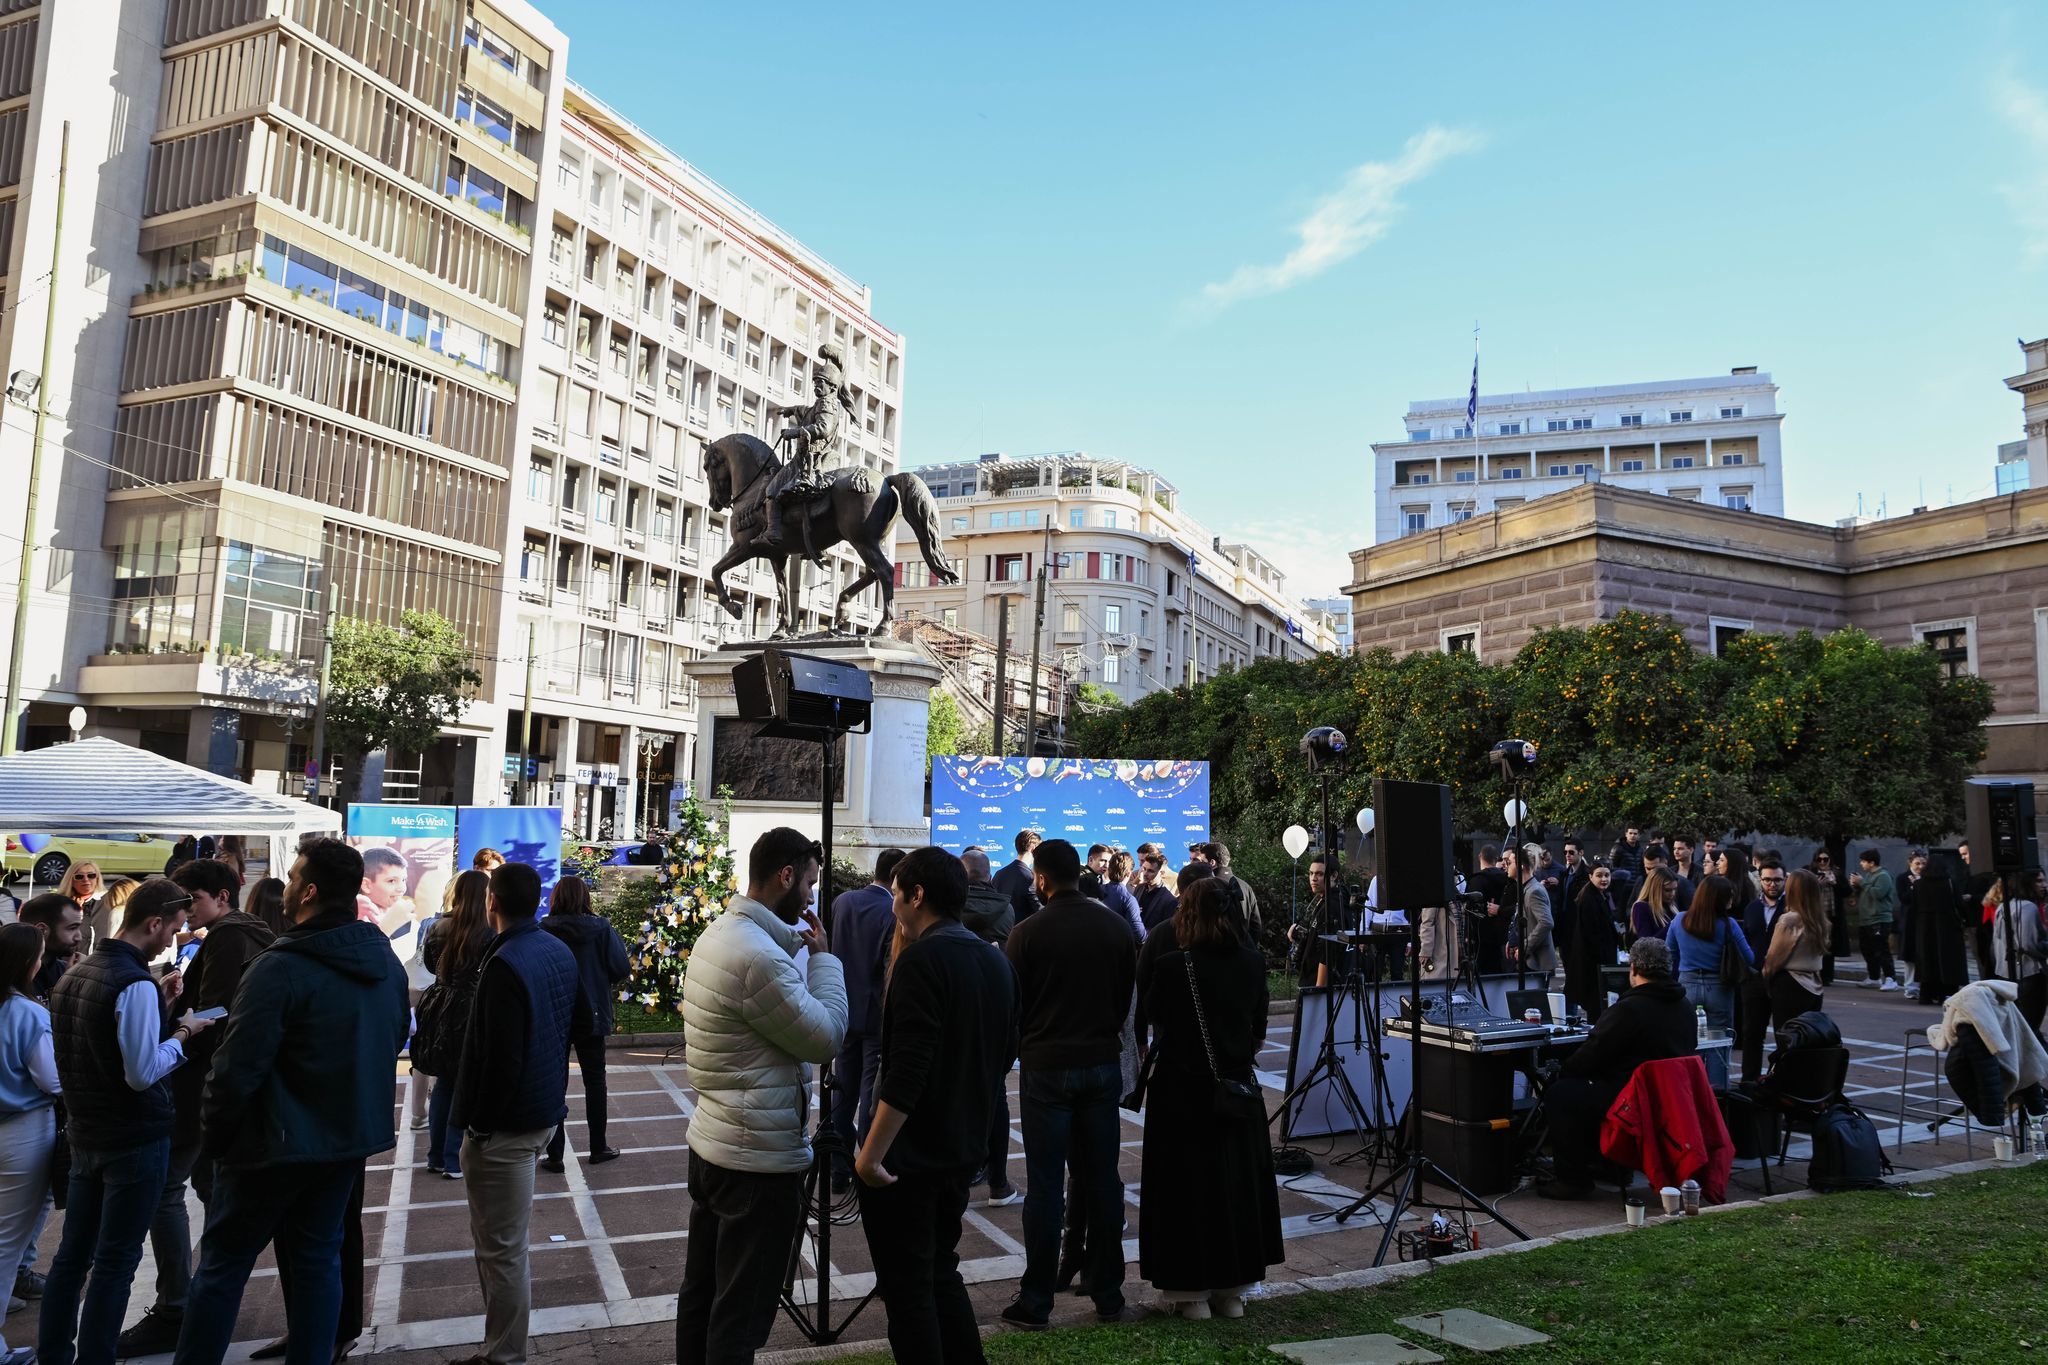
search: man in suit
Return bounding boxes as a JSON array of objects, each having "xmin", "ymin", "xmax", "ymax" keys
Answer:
[
  {"xmin": 1738, "ymin": 861, "xmax": 1788, "ymax": 1082},
  {"xmin": 992, "ymin": 831, "xmax": 1042, "ymax": 925}
]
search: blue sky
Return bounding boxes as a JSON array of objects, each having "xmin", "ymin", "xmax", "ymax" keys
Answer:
[{"xmin": 561, "ymin": 3, "xmax": 2046, "ymax": 598}]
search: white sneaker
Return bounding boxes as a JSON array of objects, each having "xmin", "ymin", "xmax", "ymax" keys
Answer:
[
  {"xmin": 1880, "ymin": 978, "xmax": 1901, "ymax": 992},
  {"xmin": 1856, "ymin": 978, "xmax": 1878, "ymax": 989},
  {"xmin": 1211, "ymin": 1294, "xmax": 1245, "ymax": 1319},
  {"xmin": 1904, "ymin": 983, "xmax": 1920, "ymax": 1000},
  {"xmin": 1176, "ymin": 1299, "xmax": 1212, "ymax": 1321}
]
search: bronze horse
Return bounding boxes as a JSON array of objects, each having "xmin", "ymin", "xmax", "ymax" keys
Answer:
[{"xmin": 701, "ymin": 432, "xmax": 959, "ymax": 637}]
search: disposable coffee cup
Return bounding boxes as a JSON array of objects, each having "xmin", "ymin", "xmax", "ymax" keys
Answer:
[
  {"xmin": 1659, "ymin": 1186, "xmax": 1682, "ymax": 1215},
  {"xmin": 1681, "ymin": 1179, "xmax": 1701, "ymax": 1214},
  {"xmin": 1547, "ymin": 992, "xmax": 1567, "ymax": 1023},
  {"xmin": 1625, "ymin": 1197, "xmax": 1646, "ymax": 1227},
  {"xmin": 1994, "ymin": 1136, "xmax": 2015, "ymax": 1160}
]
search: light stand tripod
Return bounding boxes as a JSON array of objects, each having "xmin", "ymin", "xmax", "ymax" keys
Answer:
[
  {"xmin": 1274, "ymin": 766, "xmax": 1375, "ymax": 1143},
  {"xmin": 771, "ymin": 697, "xmax": 878, "ymax": 1346},
  {"xmin": 1506, "ymin": 772, "xmax": 1530, "ymax": 991}
]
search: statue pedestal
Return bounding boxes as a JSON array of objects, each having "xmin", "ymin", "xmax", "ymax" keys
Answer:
[{"xmin": 681, "ymin": 638, "xmax": 942, "ymax": 875}]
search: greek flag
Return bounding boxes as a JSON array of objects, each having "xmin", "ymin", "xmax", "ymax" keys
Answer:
[{"xmin": 1467, "ymin": 351, "xmax": 1479, "ymax": 428}]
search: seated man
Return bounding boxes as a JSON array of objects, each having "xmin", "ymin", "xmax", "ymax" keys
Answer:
[{"xmin": 1538, "ymin": 937, "xmax": 1697, "ymax": 1199}]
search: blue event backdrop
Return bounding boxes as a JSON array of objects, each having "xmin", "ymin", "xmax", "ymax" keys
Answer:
[
  {"xmin": 929, "ymin": 757, "xmax": 1209, "ymax": 855},
  {"xmin": 457, "ymin": 806, "xmax": 564, "ymax": 909}
]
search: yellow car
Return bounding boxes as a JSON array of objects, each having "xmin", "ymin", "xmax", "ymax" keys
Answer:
[{"xmin": 3, "ymin": 833, "xmax": 177, "ymax": 887}]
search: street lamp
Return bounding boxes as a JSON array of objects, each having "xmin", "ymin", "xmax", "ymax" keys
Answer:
[
  {"xmin": 638, "ymin": 732, "xmax": 666, "ymax": 837},
  {"xmin": 66, "ymin": 706, "xmax": 84, "ymax": 741}
]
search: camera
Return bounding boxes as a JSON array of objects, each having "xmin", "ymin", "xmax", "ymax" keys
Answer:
[{"xmin": 1300, "ymin": 726, "xmax": 1348, "ymax": 773}]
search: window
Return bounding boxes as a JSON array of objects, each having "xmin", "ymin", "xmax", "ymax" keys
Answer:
[
  {"xmin": 1103, "ymin": 653, "xmax": 1121, "ymax": 684},
  {"xmin": 1105, "ymin": 604, "xmax": 1122, "ymax": 632},
  {"xmin": 1454, "ymin": 470, "xmax": 1476, "ymax": 483},
  {"xmin": 1025, "ymin": 509, "xmax": 1040, "ymax": 526},
  {"xmin": 1573, "ymin": 463, "xmax": 1593, "ymax": 475},
  {"xmin": 1104, "ymin": 510, "xmax": 1119, "ymax": 528},
  {"xmin": 1547, "ymin": 464, "xmax": 1569, "ymax": 476},
  {"xmin": 463, "ymin": 18, "xmax": 519, "ymax": 72},
  {"xmin": 653, "ymin": 501, "xmax": 674, "ymax": 541},
  {"xmin": 1669, "ymin": 410, "xmax": 1693, "ymax": 422},
  {"xmin": 542, "ymin": 302, "xmax": 565, "ymax": 347},
  {"xmin": 996, "ymin": 554, "xmax": 1025, "ymax": 581},
  {"xmin": 1571, "ymin": 418, "xmax": 1593, "ymax": 430},
  {"xmin": 1720, "ymin": 406, "xmax": 1744, "ymax": 419},
  {"xmin": 1451, "ymin": 425, "xmax": 1472, "ymax": 439},
  {"xmin": 1669, "ymin": 456, "xmax": 1695, "ymax": 469},
  {"xmin": 1451, "ymin": 504, "xmax": 1476, "ymax": 522},
  {"xmin": 950, "ymin": 516, "xmax": 967, "ymax": 532},
  {"xmin": 1403, "ymin": 508, "xmax": 1428, "ymax": 534},
  {"xmin": 1496, "ymin": 422, "xmax": 1522, "ymax": 436},
  {"xmin": 1408, "ymin": 429, "xmax": 1431, "ymax": 441},
  {"xmin": 216, "ymin": 542, "xmax": 319, "ymax": 659},
  {"xmin": 941, "ymin": 608, "xmax": 958, "ymax": 630},
  {"xmin": 1722, "ymin": 488, "xmax": 1752, "ymax": 511},
  {"xmin": 595, "ymin": 482, "xmax": 618, "ymax": 525},
  {"xmin": 525, "ymin": 458, "xmax": 553, "ymax": 504},
  {"xmin": 1620, "ymin": 414, "xmax": 1643, "ymax": 427},
  {"xmin": 1547, "ymin": 420, "xmax": 1569, "ymax": 433},
  {"xmin": 455, "ymin": 88, "xmax": 514, "ymax": 145},
  {"xmin": 1710, "ymin": 618, "xmax": 1751, "ymax": 658},
  {"xmin": 1500, "ymin": 467, "xmax": 1524, "ymax": 480},
  {"xmin": 1915, "ymin": 618, "xmax": 1976, "ymax": 679},
  {"xmin": 1062, "ymin": 604, "xmax": 1081, "ymax": 633},
  {"xmin": 1720, "ymin": 452, "xmax": 1744, "ymax": 465},
  {"xmin": 1442, "ymin": 626, "xmax": 1479, "ymax": 656},
  {"xmin": 1620, "ymin": 458, "xmax": 1644, "ymax": 472},
  {"xmin": 1070, "ymin": 510, "xmax": 1085, "ymax": 528},
  {"xmin": 1408, "ymin": 473, "xmax": 1432, "ymax": 485}
]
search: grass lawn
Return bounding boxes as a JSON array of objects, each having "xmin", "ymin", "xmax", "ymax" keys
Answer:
[{"xmin": 839, "ymin": 1166, "xmax": 2048, "ymax": 1363}]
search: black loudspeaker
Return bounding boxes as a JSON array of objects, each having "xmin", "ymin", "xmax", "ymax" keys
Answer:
[
  {"xmin": 1963, "ymin": 779, "xmax": 2040, "ymax": 875},
  {"xmin": 1373, "ymin": 777, "xmax": 1454, "ymax": 910},
  {"xmin": 732, "ymin": 649, "xmax": 873, "ymax": 733}
]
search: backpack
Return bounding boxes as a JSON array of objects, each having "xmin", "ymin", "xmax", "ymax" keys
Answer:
[
  {"xmin": 1807, "ymin": 1102, "xmax": 1892, "ymax": 1192},
  {"xmin": 1778, "ymin": 1010, "xmax": 1841, "ymax": 1052},
  {"xmin": 411, "ymin": 959, "xmax": 483, "ymax": 1078}
]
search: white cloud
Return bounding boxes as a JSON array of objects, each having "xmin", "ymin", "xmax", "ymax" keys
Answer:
[
  {"xmin": 1197, "ymin": 127, "xmax": 1486, "ymax": 308},
  {"xmin": 1994, "ymin": 72, "xmax": 2048, "ymax": 265},
  {"xmin": 1218, "ymin": 518, "xmax": 1360, "ymax": 602}
]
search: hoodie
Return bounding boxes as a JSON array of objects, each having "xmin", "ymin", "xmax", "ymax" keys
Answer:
[
  {"xmin": 962, "ymin": 881, "xmax": 1015, "ymax": 945},
  {"xmin": 542, "ymin": 910, "xmax": 632, "ymax": 1038},
  {"xmin": 201, "ymin": 907, "xmax": 411, "ymax": 1166}
]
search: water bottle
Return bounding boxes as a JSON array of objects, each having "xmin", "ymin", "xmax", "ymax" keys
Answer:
[
  {"xmin": 1696, "ymin": 1006, "xmax": 1708, "ymax": 1043},
  {"xmin": 2031, "ymin": 1114, "xmax": 2045, "ymax": 1157}
]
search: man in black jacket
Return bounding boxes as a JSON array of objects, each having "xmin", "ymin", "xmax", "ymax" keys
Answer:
[
  {"xmin": 855, "ymin": 847, "xmax": 1017, "ymax": 1363},
  {"xmin": 18, "ymin": 891, "xmax": 82, "ymax": 1001},
  {"xmin": 1537, "ymin": 938, "xmax": 1698, "ymax": 1199},
  {"xmin": 960, "ymin": 848, "xmax": 1020, "ymax": 1207},
  {"xmin": 1737, "ymin": 862, "xmax": 1788, "ymax": 1083},
  {"xmin": 171, "ymin": 837, "xmax": 408, "ymax": 1365},
  {"xmin": 121, "ymin": 858, "xmax": 279, "ymax": 1356},
  {"xmin": 991, "ymin": 830, "xmax": 1042, "ymax": 925},
  {"xmin": 451, "ymin": 863, "xmax": 581, "ymax": 1365},
  {"xmin": 998, "ymin": 839, "xmax": 1137, "ymax": 1328}
]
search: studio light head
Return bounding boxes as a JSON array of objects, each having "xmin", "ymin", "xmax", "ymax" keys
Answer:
[
  {"xmin": 1300, "ymin": 726, "xmax": 1348, "ymax": 773},
  {"xmin": 1491, "ymin": 738, "xmax": 1538, "ymax": 781}
]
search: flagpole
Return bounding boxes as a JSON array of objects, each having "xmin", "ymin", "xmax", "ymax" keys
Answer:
[{"xmin": 1470, "ymin": 322, "xmax": 1481, "ymax": 493}]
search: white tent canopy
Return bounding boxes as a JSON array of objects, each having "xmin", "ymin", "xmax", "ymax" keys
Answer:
[{"xmin": 0, "ymin": 736, "xmax": 341, "ymax": 862}]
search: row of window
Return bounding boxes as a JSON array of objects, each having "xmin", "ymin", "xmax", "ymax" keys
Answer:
[
  {"xmin": 258, "ymin": 236, "xmax": 512, "ymax": 378},
  {"xmin": 976, "ymin": 507, "xmax": 1135, "ymax": 530},
  {"xmin": 1409, "ymin": 406, "xmax": 1745, "ymax": 440},
  {"xmin": 1402, "ymin": 451, "xmax": 1746, "ymax": 485},
  {"xmin": 1400, "ymin": 486, "xmax": 1756, "ymax": 531}
]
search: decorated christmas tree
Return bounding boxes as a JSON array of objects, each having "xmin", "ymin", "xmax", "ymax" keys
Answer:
[{"xmin": 622, "ymin": 787, "xmax": 736, "ymax": 1018}]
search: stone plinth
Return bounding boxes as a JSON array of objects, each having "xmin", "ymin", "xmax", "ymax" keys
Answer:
[{"xmin": 681, "ymin": 638, "xmax": 941, "ymax": 874}]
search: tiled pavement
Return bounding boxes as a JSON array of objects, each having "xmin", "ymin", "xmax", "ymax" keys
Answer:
[{"xmin": 71, "ymin": 980, "xmax": 2023, "ymax": 1364}]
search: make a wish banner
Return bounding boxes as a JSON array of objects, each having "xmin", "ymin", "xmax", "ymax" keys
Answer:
[{"xmin": 928, "ymin": 757, "xmax": 1209, "ymax": 858}]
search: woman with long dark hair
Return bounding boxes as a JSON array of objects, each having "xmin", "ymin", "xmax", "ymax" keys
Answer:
[
  {"xmin": 1663, "ymin": 875, "xmax": 1753, "ymax": 1089},
  {"xmin": 1764, "ymin": 868, "xmax": 1831, "ymax": 1031},
  {"xmin": 541, "ymin": 877, "xmax": 631, "ymax": 1171},
  {"xmin": 245, "ymin": 876, "xmax": 288, "ymax": 938},
  {"xmin": 1563, "ymin": 860, "xmax": 1620, "ymax": 1023},
  {"xmin": 1134, "ymin": 878, "xmax": 1284, "ymax": 1320},
  {"xmin": 419, "ymin": 869, "xmax": 495, "ymax": 1178},
  {"xmin": 0, "ymin": 921, "xmax": 57, "ymax": 1365}
]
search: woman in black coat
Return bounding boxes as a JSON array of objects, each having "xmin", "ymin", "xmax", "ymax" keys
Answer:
[
  {"xmin": 541, "ymin": 877, "xmax": 632, "ymax": 1169},
  {"xmin": 1134, "ymin": 878, "xmax": 1284, "ymax": 1321},
  {"xmin": 1911, "ymin": 854, "xmax": 1968, "ymax": 1010},
  {"xmin": 1562, "ymin": 861, "xmax": 1621, "ymax": 1024}
]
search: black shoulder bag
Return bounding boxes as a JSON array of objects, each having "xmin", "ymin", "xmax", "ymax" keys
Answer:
[{"xmin": 1185, "ymin": 953, "xmax": 1264, "ymax": 1122}]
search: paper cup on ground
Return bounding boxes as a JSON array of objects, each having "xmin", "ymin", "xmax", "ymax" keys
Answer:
[
  {"xmin": 1660, "ymin": 1186, "xmax": 1682, "ymax": 1215},
  {"xmin": 1625, "ymin": 1198, "xmax": 1646, "ymax": 1227},
  {"xmin": 1994, "ymin": 1136, "xmax": 2014, "ymax": 1160}
]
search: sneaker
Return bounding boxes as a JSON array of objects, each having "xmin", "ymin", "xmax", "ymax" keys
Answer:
[
  {"xmin": 998, "ymin": 1301, "xmax": 1048, "ymax": 1331},
  {"xmin": 1904, "ymin": 983, "xmax": 1920, "ymax": 1000},
  {"xmin": 1880, "ymin": 978, "xmax": 1901, "ymax": 992},
  {"xmin": 1, "ymin": 1347, "xmax": 36, "ymax": 1365},
  {"xmin": 1211, "ymin": 1293, "xmax": 1245, "ymax": 1319},
  {"xmin": 1856, "ymin": 977, "xmax": 1878, "ymax": 989},
  {"xmin": 442, "ymin": 1168, "xmax": 464, "ymax": 1180},
  {"xmin": 116, "ymin": 1306, "xmax": 186, "ymax": 1357},
  {"xmin": 984, "ymin": 1184, "xmax": 1020, "ymax": 1207},
  {"xmin": 410, "ymin": 1116, "xmax": 429, "ymax": 1130},
  {"xmin": 425, "ymin": 1164, "xmax": 444, "ymax": 1175},
  {"xmin": 588, "ymin": 1147, "xmax": 623, "ymax": 1165},
  {"xmin": 539, "ymin": 1157, "xmax": 565, "ymax": 1174},
  {"xmin": 13, "ymin": 1269, "xmax": 43, "ymax": 1300},
  {"xmin": 1175, "ymin": 1298, "xmax": 1212, "ymax": 1321}
]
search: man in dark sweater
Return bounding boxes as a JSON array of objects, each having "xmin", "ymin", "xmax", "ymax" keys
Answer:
[
  {"xmin": 41, "ymin": 879, "xmax": 210, "ymax": 1365},
  {"xmin": 450, "ymin": 862, "xmax": 580, "ymax": 1365},
  {"xmin": 826, "ymin": 848, "xmax": 904, "ymax": 1193},
  {"xmin": 991, "ymin": 830, "xmax": 1042, "ymax": 925},
  {"xmin": 1538, "ymin": 938, "xmax": 1698, "ymax": 1199},
  {"xmin": 999, "ymin": 839, "xmax": 1137, "ymax": 1328},
  {"xmin": 854, "ymin": 847, "xmax": 1017, "ymax": 1363},
  {"xmin": 121, "ymin": 858, "xmax": 279, "ymax": 1356}
]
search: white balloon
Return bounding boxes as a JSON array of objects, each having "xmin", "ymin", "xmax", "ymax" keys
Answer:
[
  {"xmin": 1281, "ymin": 824, "xmax": 1310, "ymax": 859},
  {"xmin": 1356, "ymin": 808, "xmax": 1376, "ymax": 836},
  {"xmin": 1502, "ymin": 798, "xmax": 1529, "ymax": 827}
]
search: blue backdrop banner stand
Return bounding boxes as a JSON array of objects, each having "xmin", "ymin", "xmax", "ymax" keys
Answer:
[
  {"xmin": 457, "ymin": 806, "xmax": 564, "ymax": 910},
  {"xmin": 345, "ymin": 805, "xmax": 456, "ymax": 965},
  {"xmin": 929, "ymin": 757, "xmax": 1209, "ymax": 856}
]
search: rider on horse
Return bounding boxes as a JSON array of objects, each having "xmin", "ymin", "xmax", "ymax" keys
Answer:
[{"xmin": 765, "ymin": 341, "xmax": 858, "ymax": 566}]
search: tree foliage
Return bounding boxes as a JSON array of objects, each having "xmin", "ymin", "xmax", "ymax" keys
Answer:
[
  {"xmin": 926, "ymin": 688, "xmax": 966, "ymax": 770},
  {"xmin": 326, "ymin": 610, "xmax": 480, "ymax": 766}
]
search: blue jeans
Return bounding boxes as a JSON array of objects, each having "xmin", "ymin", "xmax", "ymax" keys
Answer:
[
  {"xmin": 1681, "ymin": 969, "xmax": 1733, "ymax": 1090},
  {"xmin": 829, "ymin": 1029, "xmax": 881, "ymax": 1179},
  {"xmin": 428, "ymin": 1076, "xmax": 461, "ymax": 1174},
  {"xmin": 37, "ymin": 1137, "xmax": 170, "ymax": 1365},
  {"xmin": 1017, "ymin": 1061, "xmax": 1124, "ymax": 1318},
  {"xmin": 170, "ymin": 1160, "xmax": 360, "ymax": 1365}
]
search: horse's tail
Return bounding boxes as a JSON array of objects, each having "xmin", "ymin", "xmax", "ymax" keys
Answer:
[{"xmin": 888, "ymin": 473, "xmax": 960, "ymax": 584}]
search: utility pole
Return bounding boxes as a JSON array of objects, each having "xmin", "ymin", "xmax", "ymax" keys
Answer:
[
  {"xmin": 3, "ymin": 121, "xmax": 68, "ymax": 756},
  {"xmin": 306, "ymin": 583, "xmax": 338, "ymax": 805},
  {"xmin": 1023, "ymin": 523, "xmax": 1055, "ymax": 758},
  {"xmin": 991, "ymin": 594, "xmax": 1010, "ymax": 756},
  {"xmin": 518, "ymin": 621, "xmax": 536, "ymax": 804}
]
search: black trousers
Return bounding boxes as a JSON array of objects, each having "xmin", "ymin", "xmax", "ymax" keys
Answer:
[
  {"xmin": 269, "ymin": 1161, "xmax": 364, "ymax": 1344},
  {"xmin": 1739, "ymin": 975, "xmax": 1773, "ymax": 1084},
  {"xmin": 1767, "ymin": 973, "xmax": 1823, "ymax": 1033},
  {"xmin": 1544, "ymin": 1076, "xmax": 1621, "ymax": 1186},
  {"xmin": 2019, "ymin": 974, "xmax": 2047, "ymax": 1036},
  {"xmin": 857, "ymin": 1169, "xmax": 985, "ymax": 1365},
  {"xmin": 675, "ymin": 1151, "xmax": 805, "ymax": 1365},
  {"xmin": 547, "ymin": 1036, "xmax": 610, "ymax": 1161},
  {"xmin": 1859, "ymin": 924, "xmax": 1895, "ymax": 984},
  {"xmin": 982, "ymin": 1086, "xmax": 1010, "ymax": 1192}
]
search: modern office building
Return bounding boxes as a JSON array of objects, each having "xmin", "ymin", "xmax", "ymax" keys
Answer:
[
  {"xmin": 1304, "ymin": 596, "xmax": 1354, "ymax": 654},
  {"xmin": 892, "ymin": 452, "xmax": 1340, "ymax": 716},
  {"xmin": 1372, "ymin": 368, "xmax": 1786, "ymax": 542},
  {"xmin": 0, "ymin": 1, "xmax": 903, "ymax": 824},
  {"xmin": 2007, "ymin": 336, "xmax": 2048, "ymax": 495}
]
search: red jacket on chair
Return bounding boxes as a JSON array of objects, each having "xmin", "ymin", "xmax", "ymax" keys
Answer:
[{"xmin": 1599, "ymin": 1055, "xmax": 1734, "ymax": 1204}]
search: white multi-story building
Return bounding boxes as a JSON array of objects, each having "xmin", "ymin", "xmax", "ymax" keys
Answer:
[
  {"xmin": 1372, "ymin": 368, "xmax": 1786, "ymax": 542},
  {"xmin": 1304, "ymin": 597, "xmax": 1354, "ymax": 654},
  {"xmin": 510, "ymin": 85, "xmax": 903, "ymax": 836},
  {"xmin": 2006, "ymin": 337, "xmax": 2048, "ymax": 494},
  {"xmin": 891, "ymin": 453, "xmax": 1339, "ymax": 730}
]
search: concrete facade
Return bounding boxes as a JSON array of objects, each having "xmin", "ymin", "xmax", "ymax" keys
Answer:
[{"xmin": 1343, "ymin": 483, "xmax": 2048, "ymax": 789}]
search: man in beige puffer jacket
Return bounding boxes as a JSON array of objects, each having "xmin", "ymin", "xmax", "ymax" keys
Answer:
[{"xmin": 676, "ymin": 827, "xmax": 848, "ymax": 1364}]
